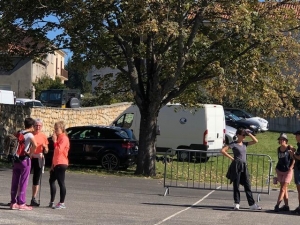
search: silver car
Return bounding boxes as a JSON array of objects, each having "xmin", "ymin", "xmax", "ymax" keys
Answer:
[
  {"xmin": 15, "ymin": 98, "xmax": 44, "ymax": 107},
  {"xmin": 225, "ymin": 125, "xmax": 237, "ymax": 144}
]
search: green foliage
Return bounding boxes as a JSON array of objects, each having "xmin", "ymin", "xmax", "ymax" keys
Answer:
[
  {"xmin": 31, "ymin": 75, "xmax": 66, "ymax": 99},
  {"xmin": 65, "ymin": 60, "xmax": 92, "ymax": 95}
]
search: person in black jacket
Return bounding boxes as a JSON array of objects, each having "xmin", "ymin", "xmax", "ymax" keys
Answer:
[
  {"xmin": 221, "ymin": 128, "xmax": 261, "ymax": 210},
  {"xmin": 291, "ymin": 130, "xmax": 300, "ymax": 214},
  {"xmin": 274, "ymin": 133, "xmax": 294, "ymax": 212}
]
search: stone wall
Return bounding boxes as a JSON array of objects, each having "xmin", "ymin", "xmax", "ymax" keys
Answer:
[{"xmin": 0, "ymin": 102, "xmax": 132, "ymax": 152}]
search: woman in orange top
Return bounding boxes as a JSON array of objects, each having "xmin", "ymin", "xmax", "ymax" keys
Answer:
[
  {"xmin": 31, "ymin": 118, "xmax": 49, "ymax": 207},
  {"xmin": 49, "ymin": 121, "xmax": 70, "ymax": 209}
]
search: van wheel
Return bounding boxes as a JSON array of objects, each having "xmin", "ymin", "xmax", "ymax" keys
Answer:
[
  {"xmin": 100, "ymin": 152, "xmax": 120, "ymax": 170},
  {"xmin": 176, "ymin": 146, "xmax": 193, "ymax": 162},
  {"xmin": 193, "ymin": 151, "xmax": 209, "ymax": 163},
  {"xmin": 199, "ymin": 156, "xmax": 210, "ymax": 163}
]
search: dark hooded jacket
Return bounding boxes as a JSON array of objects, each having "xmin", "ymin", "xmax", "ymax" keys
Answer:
[{"xmin": 226, "ymin": 159, "xmax": 250, "ymax": 185}]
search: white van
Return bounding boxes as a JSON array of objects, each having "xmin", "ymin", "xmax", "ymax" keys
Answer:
[
  {"xmin": 0, "ymin": 90, "xmax": 15, "ymax": 105},
  {"xmin": 111, "ymin": 104, "xmax": 226, "ymax": 162}
]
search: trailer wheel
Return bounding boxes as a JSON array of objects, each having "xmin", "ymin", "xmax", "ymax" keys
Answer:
[
  {"xmin": 199, "ymin": 156, "xmax": 210, "ymax": 163},
  {"xmin": 176, "ymin": 146, "xmax": 193, "ymax": 162}
]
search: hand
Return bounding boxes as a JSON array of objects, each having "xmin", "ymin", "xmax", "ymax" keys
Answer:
[
  {"xmin": 52, "ymin": 132, "xmax": 57, "ymax": 143},
  {"xmin": 245, "ymin": 129, "xmax": 252, "ymax": 134},
  {"xmin": 42, "ymin": 144, "xmax": 48, "ymax": 154},
  {"xmin": 50, "ymin": 165, "xmax": 54, "ymax": 173}
]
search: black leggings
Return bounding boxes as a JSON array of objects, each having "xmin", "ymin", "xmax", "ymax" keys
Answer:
[
  {"xmin": 49, "ymin": 164, "xmax": 68, "ymax": 203},
  {"xmin": 31, "ymin": 158, "xmax": 42, "ymax": 185}
]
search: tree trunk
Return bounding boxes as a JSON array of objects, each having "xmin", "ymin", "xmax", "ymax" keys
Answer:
[{"xmin": 135, "ymin": 106, "xmax": 158, "ymax": 176}]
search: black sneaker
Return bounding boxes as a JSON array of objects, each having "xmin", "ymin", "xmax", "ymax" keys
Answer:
[
  {"xmin": 48, "ymin": 202, "xmax": 54, "ymax": 208},
  {"xmin": 293, "ymin": 207, "xmax": 300, "ymax": 214},
  {"xmin": 274, "ymin": 205, "xmax": 279, "ymax": 212},
  {"xmin": 280, "ymin": 205, "xmax": 290, "ymax": 211},
  {"xmin": 30, "ymin": 198, "xmax": 40, "ymax": 207}
]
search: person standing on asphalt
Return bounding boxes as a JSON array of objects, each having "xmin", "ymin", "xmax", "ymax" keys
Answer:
[
  {"xmin": 30, "ymin": 118, "xmax": 49, "ymax": 206},
  {"xmin": 10, "ymin": 117, "xmax": 37, "ymax": 211},
  {"xmin": 291, "ymin": 130, "xmax": 300, "ymax": 214},
  {"xmin": 49, "ymin": 121, "xmax": 70, "ymax": 209},
  {"xmin": 274, "ymin": 133, "xmax": 294, "ymax": 212},
  {"xmin": 221, "ymin": 128, "xmax": 262, "ymax": 211}
]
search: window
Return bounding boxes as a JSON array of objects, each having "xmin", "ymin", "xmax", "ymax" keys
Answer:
[
  {"xmin": 118, "ymin": 130, "xmax": 130, "ymax": 139},
  {"xmin": 0, "ymin": 85, "xmax": 11, "ymax": 90},
  {"xmin": 232, "ymin": 110, "xmax": 244, "ymax": 117},
  {"xmin": 40, "ymin": 92, "xmax": 48, "ymax": 101},
  {"xmin": 67, "ymin": 129, "xmax": 85, "ymax": 139},
  {"xmin": 49, "ymin": 93, "xmax": 62, "ymax": 101},
  {"xmin": 115, "ymin": 113, "xmax": 134, "ymax": 128}
]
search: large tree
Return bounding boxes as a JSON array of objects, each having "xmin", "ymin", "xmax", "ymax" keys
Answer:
[
  {"xmin": 65, "ymin": 60, "xmax": 92, "ymax": 94},
  {"xmin": 1, "ymin": 0, "xmax": 300, "ymax": 176}
]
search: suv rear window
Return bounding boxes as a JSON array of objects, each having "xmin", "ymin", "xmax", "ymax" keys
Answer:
[{"xmin": 117, "ymin": 130, "xmax": 130, "ymax": 139}]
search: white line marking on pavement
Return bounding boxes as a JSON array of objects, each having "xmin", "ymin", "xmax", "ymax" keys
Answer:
[{"xmin": 153, "ymin": 187, "xmax": 220, "ymax": 225}]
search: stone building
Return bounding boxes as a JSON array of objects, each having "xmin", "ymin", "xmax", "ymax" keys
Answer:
[{"xmin": 0, "ymin": 49, "xmax": 68, "ymax": 98}]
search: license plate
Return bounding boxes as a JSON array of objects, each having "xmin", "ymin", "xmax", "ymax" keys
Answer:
[{"xmin": 208, "ymin": 141, "xmax": 214, "ymax": 145}]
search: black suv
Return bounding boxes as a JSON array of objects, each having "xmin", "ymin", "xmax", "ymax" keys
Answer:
[
  {"xmin": 39, "ymin": 89, "xmax": 81, "ymax": 108},
  {"xmin": 45, "ymin": 126, "xmax": 138, "ymax": 170},
  {"xmin": 225, "ymin": 111, "xmax": 261, "ymax": 134}
]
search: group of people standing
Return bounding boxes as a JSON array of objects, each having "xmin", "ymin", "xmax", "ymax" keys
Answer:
[
  {"xmin": 221, "ymin": 128, "xmax": 300, "ymax": 213},
  {"xmin": 9, "ymin": 117, "xmax": 70, "ymax": 211}
]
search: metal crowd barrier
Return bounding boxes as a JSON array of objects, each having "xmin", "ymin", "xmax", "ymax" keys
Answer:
[{"xmin": 161, "ymin": 149, "xmax": 274, "ymax": 200}]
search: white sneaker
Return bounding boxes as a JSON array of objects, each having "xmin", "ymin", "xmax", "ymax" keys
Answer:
[
  {"xmin": 249, "ymin": 204, "xmax": 262, "ymax": 210},
  {"xmin": 233, "ymin": 203, "xmax": 240, "ymax": 210}
]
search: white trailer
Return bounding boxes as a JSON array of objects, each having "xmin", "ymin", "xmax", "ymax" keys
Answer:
[
  {"xmin": 0, "ymin": 90, "xmax": 15, "ymax": 105},
  {"xmin": 111, "ymin": 104, "xmax": 226, "ymax": 162}
]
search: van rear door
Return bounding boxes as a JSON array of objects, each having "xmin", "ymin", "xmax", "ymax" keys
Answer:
[
  {"xmin": 205, "ymin": 105, "xmax": 225, "ymax": 151},
  {"xmin": 0, "ymin": 90, "xmax": 15, "ymax": 105}
]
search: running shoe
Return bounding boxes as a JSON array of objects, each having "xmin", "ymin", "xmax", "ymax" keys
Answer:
[
  {"xmin": 10, "ymin": 203, "xmax": 19, "ymax": 210},
  {"xmin": 293, "ymin": 207, "xmax": 300, "ymax": 214},
  {"xmin": 233, "ymin": 203, "xmax": 240, "ymax": 210},
  {"xmin": 53, "ymin": 202, "xmax": 66, "ymax": 209},
  {"xmin": 249, "ymin": 204, "xmax": 262, "ymax": 210},
  {"xmin": 30, "ymin": 198, "xmax": 40, "ymax": 207},
  {"xmin": 19, "ymin": 204, "xmax": 32, "ymax": 211},
  {"xmin": 280, "ymin": 205, "xmax": 289, "ymax": 211}
]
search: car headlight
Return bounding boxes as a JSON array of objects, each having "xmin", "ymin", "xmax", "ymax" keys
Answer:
[
  {"xmin": 249, "ymin": 125, "xmax": 257, "ymax": 129},
  {"xmin": 258, "ymin": 118, "xmax": 267, "ymax": 123}
]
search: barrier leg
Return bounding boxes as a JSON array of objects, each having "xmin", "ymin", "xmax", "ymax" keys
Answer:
[{"xmin": 164, "ymin": 187, "xmax": 169, "ymax": 196}]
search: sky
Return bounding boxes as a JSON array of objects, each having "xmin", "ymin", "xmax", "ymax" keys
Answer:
[{"xmin": 44, "ymin": 16, "xmax": 73, "ymax": 60}]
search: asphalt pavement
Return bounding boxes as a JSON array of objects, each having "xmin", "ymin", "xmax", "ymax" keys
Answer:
[{"xmin": 0, "ymin": 167, "xmax": 299, "ymax": 225}]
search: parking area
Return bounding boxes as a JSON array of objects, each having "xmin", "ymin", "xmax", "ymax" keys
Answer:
[{"xmin": 0, "ymin": 168, "xmax": 299, "ymax": 225}]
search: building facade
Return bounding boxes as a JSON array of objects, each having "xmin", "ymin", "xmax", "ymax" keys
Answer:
[{"xmin": 0, "ymin": 49, "xmax": 68, "ymax": 98}]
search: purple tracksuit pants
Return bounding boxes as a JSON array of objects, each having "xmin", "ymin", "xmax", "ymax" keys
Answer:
[{"xmin": 10, "ymin": 158, "xmax": 31, "ymax": 205}]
